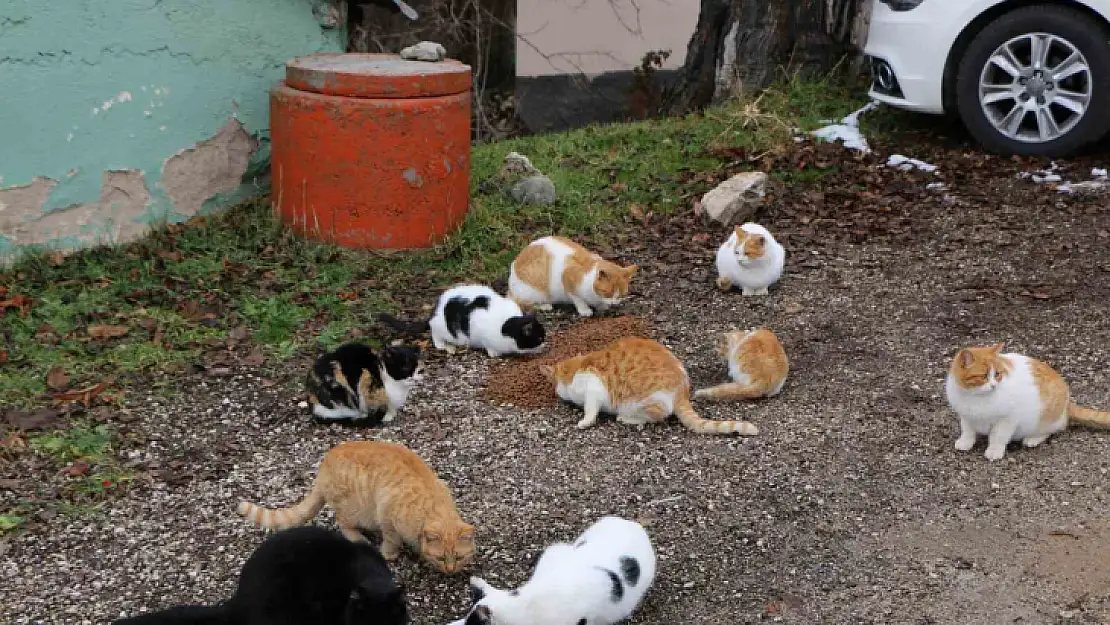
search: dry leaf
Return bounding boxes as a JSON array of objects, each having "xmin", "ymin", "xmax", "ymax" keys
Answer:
[
  {"xmin": 337, "ymin": 289, "xmax": 360, "ymax": 301},
  {"xmin": 228, "ymin": 326, "xmax": 250, "ymax": 341},
  {"xmin": 243, "ymin": 346, "xmax": 265, "ymax": 367},
  {"xmin": 5, "ymin": 407, "xmax": 63, "ymax": 430},
  {"xmin": 611, "ymin": 182, "xmax": 629, "ymax": 193},
  {"xmin": 62, "ymin": 461, "xmax": 90, "ymax": 477},
  {"xmin": 785, "ymin": 302, "xmax": 803, "ymax": 314},
  {"xmin": 691, "ymin": 233, "xmax": 711, "ymax": 245},
  {"xmin": 51, "ymin": 382, "xmax": 107, "ymax": 403},
  {"xmin": 0, "ymin": 294, "xmax": 33, "ymax": 316},
  {"xmin": 88, "ymin": 324, "xmax": 130, "ymax": 339},
  {"xmin": 49, "ymin": 250, "xmax": 66, "ymax": 266},
  {"xmin": 259, "ymin": 378, "xmax": 277, "ymax": 388},
  {"xmin": 46, "ymin": 366, "xmax": 70, "ymax": 391},
  {"xmin": 0, "ymin": 478, "xmax": 20, "ymax": 490}
]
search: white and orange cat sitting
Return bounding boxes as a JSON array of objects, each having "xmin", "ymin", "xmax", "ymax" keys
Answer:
[
  {"xmin": 946, "ymin": 344, "xmax": 1110, "ymax": 461},
  {"xmin": 694, "ymin": 328, "xmax": 789, "ymax": 401},
  {"xmin": 715, "ymin": 223, "xmax": 785, "ymax": 296},
  {"xmin": 541, "ymin": 337, "xmax": 759, "ymax": 435},
  {"xmin": 508, "ymin": 236, "xmax": 639, "ymax": 317}
]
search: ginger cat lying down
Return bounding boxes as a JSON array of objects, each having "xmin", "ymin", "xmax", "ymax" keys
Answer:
[
  {"xmin": 695, "ymin": 328, "xmax": 789, "ymax": 400},
  {"xmin": 946, "ymin": 343, "xmax": 1110, "ymax": 461},
  {"xmin": 542, "ymin": 337, "xmax": 759, "ymax": 435}
]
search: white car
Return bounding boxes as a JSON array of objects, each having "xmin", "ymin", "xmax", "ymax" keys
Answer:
[{"xmin": 864, "ymin": 0, "xmax": 1110, "ymax": 156}]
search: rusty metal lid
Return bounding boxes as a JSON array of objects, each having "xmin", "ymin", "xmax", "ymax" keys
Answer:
[{"xmin": 285, "ymin": 53, "xmax": 472, "ymax": 99}]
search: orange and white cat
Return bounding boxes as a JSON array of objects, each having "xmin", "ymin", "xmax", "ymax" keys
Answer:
[
  {"xmin": 694, "ymin": 328, "xmax": 788, "ymax": 400},
  {"xmin": 946, "ymin": 344, "xmax": 1110, "ymax": 461},
  {"xmin": 715, "ymin": 223, "xmax": 785, "ymax": 295},
  {"xmin": 541, "ymin": 337, "xmax": 759, "ymax": 435},
  {"xmin": 237, "ymin": 440, "xmax": 476, "ymax": 574},
  {"xmin": 508, "ymin": 236, "xmax": 639, "ymax": 317}
]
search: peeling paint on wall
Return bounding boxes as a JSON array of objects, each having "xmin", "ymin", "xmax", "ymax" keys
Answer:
[
  {"xmin": 162, "ymin": 118, "xmax": 259, "ymax": 218},
  {"xmin": 0, "ymin": 0, "xmax": 344, "ymax": 264}
]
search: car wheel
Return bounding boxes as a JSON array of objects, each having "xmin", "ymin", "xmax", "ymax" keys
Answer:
[{"xmin": 955, "ymin": 4, "xmax": 1110, "ymax": 157}]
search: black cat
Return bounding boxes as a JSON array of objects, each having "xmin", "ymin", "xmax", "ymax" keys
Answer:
[{"xmin": 111, "ymin": 526, "xmax": 408, "ymax": 625}]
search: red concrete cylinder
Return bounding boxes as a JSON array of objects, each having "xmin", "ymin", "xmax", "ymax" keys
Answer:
[{"xmin": 270, "ymin": 53, "xmax": 472, "ymax": 249}]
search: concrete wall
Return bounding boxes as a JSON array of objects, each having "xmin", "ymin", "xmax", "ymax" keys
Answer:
[
  {"xmin": 514, "ymin": 0, "xmax": 699, "ymax": 131},
  {"xmin": 0, "ymin": 0, "xmax": 344, "ymax": 263}
]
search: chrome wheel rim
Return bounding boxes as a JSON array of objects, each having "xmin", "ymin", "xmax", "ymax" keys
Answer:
[{"xmin": 978, "ymin": 32, "xmax": 1092, "ymax": 143}]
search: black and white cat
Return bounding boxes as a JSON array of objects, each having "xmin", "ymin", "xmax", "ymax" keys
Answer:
[
  {"xmin": 112, "ymin": 526, "xmax": 409, "ymax": 625},
  {"xmin": 378, "ymin": 285, "xmax": 546, "ymax": 358},
  {"xmin": 305, "ymin": 342, "xmax": 422, "ymax": 425},
  {"xmin": 446, "ymin": 516, "xmax": 656, "ymax": 625}
]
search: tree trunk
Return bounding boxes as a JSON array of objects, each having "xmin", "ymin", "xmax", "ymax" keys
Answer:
[{"xmin": 671, "ymin": 0, "xmax": 870, "ymax": 112}]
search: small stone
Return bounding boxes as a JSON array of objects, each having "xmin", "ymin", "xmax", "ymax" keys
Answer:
[
  {"xmin": 400, "ymin": 41, "xmax": 447, "ymax": 62},
  {"xmin": 509, "ymin": 175, "xmax": 557, "ymax": 205},
  {"xmin": 699, "ymin": 171, "xmax": 767, "ymax": 225}
]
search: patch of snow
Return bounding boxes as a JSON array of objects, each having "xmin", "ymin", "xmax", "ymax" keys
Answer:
[
  {"xmin": 926, "ymin": 182, "xmax": 947, "ymax": 192},
  {"xmin": 1092, "ymin": 167, "xmax": 1107, "ymax": 178},
  {"xmin": 887, "ymin": 154, "xmax": 938, "ymax": 173},
  {"xmin": 810, "ymin": 101, "xmax": 881, "ymax": 153}
]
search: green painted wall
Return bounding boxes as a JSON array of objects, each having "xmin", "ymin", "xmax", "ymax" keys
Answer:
[{"xmin": 0, "ymin": 0, "xmax": 344, "ymax": 261}]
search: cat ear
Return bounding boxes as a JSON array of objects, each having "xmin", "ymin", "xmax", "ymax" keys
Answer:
[
  {"xmin": 622, "ymin": 264, "xmax": 639, "ymax": 276},
  {"xmin": 957, "ymin": 349, "xmax": 973, "ymax": 368},
  {"xmin": 469, "ymin": 578, "xmax": 486, "ymax": 604},
  {"xmin": 734, "ymin": 225, "xmax": 744, "ymax": 238},
  {"xmin": 989, "ymin": 343, "xmax": 1005, "ymax": 354},
  {"xmin": 539, "ymin": 364, "xmax": 556, "ymax": 380}
]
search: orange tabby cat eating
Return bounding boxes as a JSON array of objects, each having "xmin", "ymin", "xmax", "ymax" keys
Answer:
[
  {"xmin": 236, "ymin": 440, "xmax": 476, "ymax": 574},
  {"xmin": 946, "ymin": 343, "xmax": 1110, "ymax": 461},
  {"xmin": 695, "ymin": 328, "xmax": 788, "ymax": 400},
  {"xmin": 541, "ymin": 337, "xmax": 759, "ymax": 435},
  {"xmin": 508, "ymin": 236, "xmax": 638, "ymax": 317}
]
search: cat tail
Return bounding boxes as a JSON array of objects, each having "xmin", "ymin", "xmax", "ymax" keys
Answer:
[
  {"xmin": 673, "ymin": 394, "xmax": 759, "ymax": 436},
  {"xmin": 236, "ymin": 486, "xmax": 326, "ymax": 530},
  {"xmin": 111, "ymin": 604, "xmax": 231, "ymax": 625},
  {"xmin": 1068, "ymin": 402, "xmax": 1110, "ymax": 429},
  {"xmin": 693, "ymin": 382, "xmax": 766, "ymax": 401},
  {"xmin": 376, "ymin": 312, "xmax": 430, "ymax": 336}
]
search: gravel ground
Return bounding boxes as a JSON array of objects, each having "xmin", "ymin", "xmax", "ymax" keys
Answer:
[{"xmin": 4, "ymin": 129, "xmax": 1110, "ymax": 625}]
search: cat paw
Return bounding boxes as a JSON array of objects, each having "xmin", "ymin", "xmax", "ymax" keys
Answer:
[
  {"xmin": 741, "ymin": 288, "xmax": 756, "ymax": 296},
  {"xmin": 954, "ymin": 436, "xmax": 976, "ymax": 452},
  {"xmin": 576, "ymin": 418, "xmax": 596, "ymax": 429},
  {"xmin": 755, "ymin": 287, "xmax": 770, "ymax": 296},
  {"xmin": 380, "ymin": 542, "xmax": 402, "ymax": 560},
  {"xmin": 382, "ymin": 410, "xmax": 397, "ymax": 423},
  {"xmin": 1022, "ymin": 435, "xmax": 1049, "ymax": 448},
  {"xmin": 438, "ymin": 344, "xmax": 458, "ymax": 354},
  {"xmin": 983, "ymin": 446, "xmax": 1007, "ymax": 461},
  {"xmin": 536, "ymin": 303, "xmax": 554, "ymax": 311},
  {"xmin": 485, "ymin": 349, "xmax": 501, "ymax": 358},
  {"xmin": 716, "ymin": 277, "xmax": 732, "ymax": 292},
  {"xmin": 575, "ymin": 308, "xmax": 595, "ymax": 317}
]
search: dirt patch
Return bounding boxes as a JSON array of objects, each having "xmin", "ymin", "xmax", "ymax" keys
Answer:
[{"xmin": 481, "ymin": 315, "xmax": 653, "ymax": 408}]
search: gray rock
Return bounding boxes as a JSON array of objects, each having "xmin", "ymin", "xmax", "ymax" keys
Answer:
[
  {"xmin": 699, "ymin": 171, "xmax": 767, "ymax": 225},
  {"xmin": 400, "ymin": 41, "xmax": 447, "ymax": 62},
  {"xmin": 509, "ymin": 175, "xmax": 557, "ymax": 205}
]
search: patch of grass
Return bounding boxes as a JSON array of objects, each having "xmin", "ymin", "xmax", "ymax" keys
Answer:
[
  {"xmin": 0, "ymin": 513, "xmax": 25, "ymax": 535},
  {"xmin": 0, "ymin": 74, "xmax": 880, "ymax": 414},
  {"xmin": 29, "ymin": 423, "xmax": 115, "ymax": 466}
]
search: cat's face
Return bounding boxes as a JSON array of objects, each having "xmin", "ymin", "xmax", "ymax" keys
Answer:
[
  {"xmin": 346, "ymin": 582, "xmax": 408, "ymax": 625},
  {"xmin": 501, "ymin": 314, "xmax": 546, "ymax": 352},
  {"xmin": 951, "ymin": 344, "xmax": 1006, "ymax": 393},
  {"xmin": 420, "ymin": 521, "xmax": 476, "ymax": 574},
  {"xmin": 593, "ymin": 262, "xmax": 639, "ymax": 305},
  {"xmin": 733, "ymin": 226, "xmax": 766, "ymax": 264},
  {"xmin": 381, "ymin": 345, "xmax": 423, "ymax": 385}
]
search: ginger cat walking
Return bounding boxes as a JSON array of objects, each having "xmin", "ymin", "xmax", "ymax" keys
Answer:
[
  {"xmin": 946, "ymin": 344, "xmax": 1110, "ymax": 461},
  {"xmin": 236, "ymin": 440, "xmax": 476, "ymax": 574},
  {"xmin": 542, "ymin": 337, "xmax": 759, "ymax": 435},
  {"xmin": 508, "ymin": 236, "xmax": 638, "ymax": 317},
  {"xmin": 695, "ymin": 328, "xmax": 788, "ymax": 400}
]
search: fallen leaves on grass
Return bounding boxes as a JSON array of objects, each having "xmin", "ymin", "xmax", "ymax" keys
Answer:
[
  {"xmin": 337, "ymin": 289, "xmax": 360, "ymax": 301},
  {"xmin": 0, "ymin": 294, "xmax": 33, "ymax": 316},
  {"xmin": 88, "ymin": 325, "xmax": 130, "ymax": 340},
  {"xmin": 228, "ymin": 326, "xmax": 250, "ymax": 342},
  {"xmin": 243, "ymin": 346, "xmax": 265, "ymax": 367},
  {"xmin": 45, "ymin": 366, "xmax": 70, "ymax": 391},
  {"xmin": 62, "ymin": 461, "xmax": 90, "ymax": 477}
]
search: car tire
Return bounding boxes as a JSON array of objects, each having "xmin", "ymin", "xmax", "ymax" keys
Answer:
[{"xmin": 955, "ymin": 4, "xmax": 1110, "ymax": 157}]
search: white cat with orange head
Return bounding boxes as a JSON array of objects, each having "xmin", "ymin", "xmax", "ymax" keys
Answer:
[{"xmin": 715, "ymin": 223, "xmax": 785, "ymax": 296}]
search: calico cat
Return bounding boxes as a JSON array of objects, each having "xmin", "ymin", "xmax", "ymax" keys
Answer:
[
  {"xmin": 378, "ymin": 284, "xmax": 546, "ymax": 358},
  {"xmin": 946, "ymin": 343, "xmax": 1110, "ymax": 461},
  {"xmin": 446, "ymin": 516, "xmax": 656, "ymax": 625},
  {"xmin": 508, "ymin": 236, "xmax": 639, "ymax": 317},
  {"xmin": 694, "ymin": 328, "xmax": 789, "ymax": 400},
  {"xmin": 111, "ymin": 526, "xmax": 408, "ymax": 625},
  {"xmin": 541, "ymin": 337, "xmax": 759, "ymax": 435},
  {"xmin": 306, "ymin": 342, "xmax": 423, "ymax": 425},
  {"xmin": 237, "ymin": 440, "xmax": 476, "ymax": 574},
  {"xmin": 715, "ymin": 223, "xmax": 786, "ymax": 295}
]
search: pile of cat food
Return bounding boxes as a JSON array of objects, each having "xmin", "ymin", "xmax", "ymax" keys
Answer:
[{"xmin": 482, "ymin": 315, "xmax": 654, "ymax": 408}]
